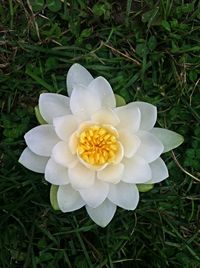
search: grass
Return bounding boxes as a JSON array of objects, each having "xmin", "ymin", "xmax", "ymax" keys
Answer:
[{"xmin": 0, "ymin": 0, "xmax": 200, "ymax": 267}]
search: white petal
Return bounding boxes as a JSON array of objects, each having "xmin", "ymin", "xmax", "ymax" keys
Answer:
[
  {"xmin": 79, "ymin": 180, "xmax": 109, "ymax": 208},
  {"xmin": 150, "ymin": 128, "xmax": 184, "ymax": 153},
  {"xmin": 53, "ymin": 115, "xmax": 79, "ymax": 142},
  {"xmin": 149, "ymin": 157, "xmax": 169, "ymax": 183},
  {"xmin": 52, "ymin": 141, "xmax": 77, "ymax": 168},
  {"xmin": 69, "ymin": 132, "xmax": 78, "ymax": 154},
  {"xmin": 86, "ymin": 199, "xmax": 116, "ymax": 227},
  {"xmin": 119, "ymin": 130, "xmax": 141, "ymax": 158},
  {"xmin": 57, "ymin": 184, "xmax": 85, "ymax": 212},
  {"xmin": 67, "ymin": 63, "xmax": 94, "ymax": 96},
  {"xmin": 88, "ymin": 76, "xmax": 116, "ymax": 108},
  {"xmin": 39, "ymin": 93, "xmax": 71, "ymax": 124},
  {"xmin": 97, "ymin": 163, "xmax": 124, "ymax": 183},
  {"xmin": 70, "ymin": 84, "xmax": 101, "ymax": 120},
  {"xmin": 128, "ymin": 101, "xmax": 157, "ymax": 130},
  {"xmin": 115, "ymin": 105, "xmax": 141, "ymax": 133},
  {"xmin": 68, "ymin": 162, "xmax": 95, "ymax": 189},
  {"xmin": 137, "ymin": 131, "xmax": 164, "ymax": 163},
  {"xmin": 108, "ymin": 182, "xmax": 139, "ymax": 210},
  {"xmin": 76, "ymin": 121, "xmax": 96, "ymax": 134},
  {"xmin": 19, "ymin": 147, "xmax": 48, "ymax": 173},
  {"xmin": 112, "ymin": 141, "xmax": 124, "ymax": 164},
  {"xmin": 122, "ymin": 156, "xmax": 152, "ymax": 183},
  {"xmin": 91, "ymin": 108, "xmax": 120, "ymax": 126},
  {"xmin": 45, "ymin": 158, "xmax": 69, "ymax": 185},
  {"xmin": 25, "ymin": 125, "xmax": 60, "ymax": 157}
]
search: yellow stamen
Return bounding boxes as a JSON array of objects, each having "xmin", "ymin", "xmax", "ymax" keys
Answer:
[{"xmin": 77, "ymin": 125, "xmax": 119, "ymax": 166}]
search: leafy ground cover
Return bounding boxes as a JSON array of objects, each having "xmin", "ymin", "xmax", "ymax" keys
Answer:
[{"xmin": 0, "ymin": 0, "xmax": 200, "ymax": 267}]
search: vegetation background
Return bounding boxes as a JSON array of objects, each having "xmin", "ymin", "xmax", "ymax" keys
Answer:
[{"xmin": 0, "ymin": 0, "xmax": 200, "ymax": 267}]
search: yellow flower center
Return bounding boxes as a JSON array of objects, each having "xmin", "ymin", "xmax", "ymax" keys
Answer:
[{"xmin": 77, "ymin": 125, "xmax": 119, "ymax": 166}]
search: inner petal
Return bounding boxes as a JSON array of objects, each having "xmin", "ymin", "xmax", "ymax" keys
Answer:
[{"xmin": 76, "ymin": 124, "xmax": 122, "ymax": 169}]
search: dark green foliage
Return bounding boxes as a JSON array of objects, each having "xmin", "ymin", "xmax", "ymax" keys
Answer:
[{"xmin": 0, "ymin": 0, "xmax": 199, "ymax": 267}]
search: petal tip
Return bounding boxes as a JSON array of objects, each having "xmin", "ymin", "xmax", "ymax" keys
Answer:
[
  {"xmin": 150, "ymin": 128, "xmax": 184, "ymax": 153},
  {"xmin": 86, "ymin": 200, "xmax": 116, "ymax": 227}
]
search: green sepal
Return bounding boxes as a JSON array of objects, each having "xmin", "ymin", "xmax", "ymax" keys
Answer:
[
  {"xmin": 50, "ymin": 185, "xmax": 60, "ymax": 210},
  {"xmin": 137, "ymin": 184, "xmax": 154, "ymax": 192},
  {"xmin": 34, "ymin": 105, "xmax": 47, "ymax": 125},
  {"xmin": 115, "ymin": 94, "xmax": 126, "ymax": 107}
]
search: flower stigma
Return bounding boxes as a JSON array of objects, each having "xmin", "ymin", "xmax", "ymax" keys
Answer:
[{"xmin": 77, "ymin": 125, "xmax": 119, "ymax": 166}]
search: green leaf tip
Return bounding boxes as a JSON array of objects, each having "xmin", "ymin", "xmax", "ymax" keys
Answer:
[
  {"xmin": 47, "ymin": 0, "xmax": 62, "ymax": 12},
  {"xmin": 137, "ymin": 184, "xmax": 154, "ymax": 192},
  {"xmin": 115, "ymin": 94, "xmax": 126, "ymax": 107},
  {"xmin": 50, "ymin": 185, "xmax": 60, "ymax": 210},
  {"xmin": 150, "ymin": 128, "xmax": 184, "ymax": 153},
  {"xmin": 34, "ymin": 106, "xmax": 47, "ymax": 125}
]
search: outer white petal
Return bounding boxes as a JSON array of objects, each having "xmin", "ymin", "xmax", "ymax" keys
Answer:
[
  {"xmin": 25, "ymin": 125, "xmax": 60, "ymax": 157},
  {"xmin": 45, "ymin": 158, "xmax": 69, "ymax": 185},
  {"xmin": 108, "ymin": 182, "xmax": 139, "ymax": 210},
  {"xmin": 128, "ymin": 101, "xmax": 157, "ymax": 130},
  {"xmin": 19, "ymin": 147, "xmax": 48, "ymax": 173},
  {"xmin": 119, "ymin": 130, "xmax": 141, "ymax": 158},
  {"xmin": 53, "ymin": 115, "xmax": 79, "ymax": 142},
  {"xmin": 52, "ymin": 141, "xmax": 77, "ymax": 168},
  {"xmin": 68, "ymin": 162, "xmax": 95, "ymax": 189},
  {"xmin": 150, "ymin": 128, "xmax": 184, "ymax": 153},
  {"xmin": 70, "ymin": 84, "xmax": 101, "ymax": 120},
  {"xmin": 97, "ymin": 163, "xmax": 124, "ymax": 183},
  {"xmin": 39, "ymin": 93, "xmax": 71, "ymax": 124},
  {"xmin": 115, "ymin": 105, "xmax": 141, "ymax": 133},
  {"xmin": 88, "ymin": 76, "xmax": 116, "ymax": 108},
  {"xmin": 122, "ymin": 156, "xmax": 152, "ymax": 183},
  {"xmin": 57, "ymin": 184, "xmax": 85, "ymax": 212},
  {"xmin": 137, "ymin": 131, "xmax": 164, "ymax": 163},
  {"xmin": 149, "ymin": 157, "xmax": 169, "ymax": 183},
  {"xmin": 91, "ymin": 108, "xmax": 120, "ymax": 126},
  {"xmin": 86, "ymin": 199, "xmax": 116, "ymax": 227},
  {"xmin": 79, "ymin": 180, "xmax": 109, "ymax": 208},
  {"xmin": 67, "ymin": 63, "xmax": 94, "ymax": 96}
]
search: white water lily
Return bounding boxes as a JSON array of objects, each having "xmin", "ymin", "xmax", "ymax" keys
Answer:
[{"xmin": 19, "ymin": 63, "xmax": 183, "ymax": 227}]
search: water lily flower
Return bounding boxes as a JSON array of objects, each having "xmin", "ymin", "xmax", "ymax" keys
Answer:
[{"xmin": 19, "ymin": 64, "xmax": 183, "ymax": 227}]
